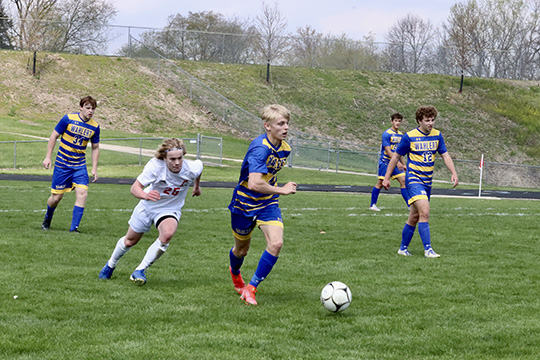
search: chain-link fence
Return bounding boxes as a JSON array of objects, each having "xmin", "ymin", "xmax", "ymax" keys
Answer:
[{"xmin": 0, "ymin": 135, "xmax": 222, "ymax": 169}]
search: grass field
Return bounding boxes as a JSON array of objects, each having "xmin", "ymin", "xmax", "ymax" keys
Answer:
[{"xmin": 1, "ymin": 179, "xmax": 540, "ymax": 359}]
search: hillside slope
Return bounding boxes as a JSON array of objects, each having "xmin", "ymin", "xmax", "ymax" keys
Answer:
[{"xmin": 1, "ymin": 50, "xmax": 539, "ymax": 164}]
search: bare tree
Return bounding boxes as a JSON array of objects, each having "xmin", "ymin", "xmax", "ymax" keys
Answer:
[
  {"xmin": 254, "ymin": 1, "xmax": 289, "ymax": 82},
  {"xmin": 385, "ymin": 13, "xmax": 437, "ymax": 73},
  {"xmin": 44, "ymin": 0, "xmax": 117, "ymax": 54},
  {"xmin": 9, "ymin": 0, "xmax": 57, "ymax": 50},
  {"xmin": 289, "ymin": 25, "xmax": 322, "ymax": 67}
]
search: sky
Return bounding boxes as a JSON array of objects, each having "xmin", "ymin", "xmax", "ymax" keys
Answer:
[{"xmin": 111, "ymin": 0, "xmax": 460, "ymax": 43}]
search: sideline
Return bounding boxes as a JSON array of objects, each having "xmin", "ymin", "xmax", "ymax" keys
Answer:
[{"xmin": 1, "ymin": 174, "xmax": 540, "ymax": 200}]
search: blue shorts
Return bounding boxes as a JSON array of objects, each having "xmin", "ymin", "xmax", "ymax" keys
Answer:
[
  {"xmin": 406, "ymin": 182, "xmax": 431, "ymax": 205},
  {"xmin": 377, "ymin": 161, "xmax": 405, "ymax": 180},
  {"xmin": 231, "ymin": 205, "xmax": 283, "ymax": 241},
  {"xmin": 51, "ymin": 166, "xmax": 89, "ymax": 194}
]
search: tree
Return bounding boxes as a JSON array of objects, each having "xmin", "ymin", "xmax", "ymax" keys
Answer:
[
  {"xmin": 8, "ymin": 0, "xmax": 116, "ymax": 53},
  {"xmin": 0, "ymin": 0, "xmax": 13, "ymax": 49},
  {"xmin": 44, "ymin": 0, "xmax": 117, "ymax": 54},
  {"xmin": 385, "ymin": 13, "xmax": 436, "ymax": 73},
  {"xmin": 289, "ymin": 25, "xmax": 322, "ymax": 67},
  {"xmin": 254, "ymin": 1, "xmax": 289, "ymax": 82},
  {"xmin": 9, "ymin": 0, "xmax": 58, "ymax": 51}
]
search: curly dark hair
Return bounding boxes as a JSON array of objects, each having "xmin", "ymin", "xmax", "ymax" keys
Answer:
[{"xmin": 415, "ymin": 106, "xmax": 438, "ymax": 123}]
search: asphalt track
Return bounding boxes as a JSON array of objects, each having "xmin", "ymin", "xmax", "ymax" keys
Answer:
[{"xmin": 2, "ymin": 174, "xmax": 540, "ymax": 200}]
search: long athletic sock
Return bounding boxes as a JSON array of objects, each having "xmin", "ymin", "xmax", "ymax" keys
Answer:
[
  {"xmin": 400, "ymin": 223, "xmax": 416, "ymax": 250},
  {"xmin": 418, "ymin": 222, "xmax": 432, "ymax": 250},
  {"xmin": 249, "ymin": 250, "xmax": 278, "ymax": 288},
  {"xmin": 107, "ymin": 236, "xmax": 130, "ymax": 268},
  {"xmin": 370, "ymin": 187, "xmax": 381, "ymax": 207},
  {"xmin": 229, "ymin": 248, "xmax": 244, "ymax": 275},
  {"xmin": 69, "ymin": 206, "xmax": 84, "ymax": 231},
  {"xmin": 45, "ymin": 205, "xmax": 56, "ymax": 220},
  {"xmin": 400, "ymin": 188, "xmax": 409, "ymax": 205},
  {"xmin": 136, "ymin": 239, "xmax": 169, "ymax": 271}
]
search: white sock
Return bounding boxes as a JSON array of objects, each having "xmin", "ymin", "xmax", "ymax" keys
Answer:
[
  {"xmin": 107, "ymin": 236, "xmax": 129, "ymax": 268},
  {"xmin": 135, "ymin": 239, "xmax": 169, "ymax": 271}
]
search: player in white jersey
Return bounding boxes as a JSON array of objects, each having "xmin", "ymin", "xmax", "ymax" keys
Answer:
[{"xmin": 99, "ymin": 138, "xmax": 203, "ymax": 285}]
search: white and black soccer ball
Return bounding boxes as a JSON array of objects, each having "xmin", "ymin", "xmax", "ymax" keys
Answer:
[{"xmin": 320, "ymin": 281, "xmax": 352, "ymax": 313}]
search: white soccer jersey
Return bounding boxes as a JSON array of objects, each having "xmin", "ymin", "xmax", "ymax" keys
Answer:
[{"xmin": 136, "ymin": 157, "xmax": 203, "ymax": 213}]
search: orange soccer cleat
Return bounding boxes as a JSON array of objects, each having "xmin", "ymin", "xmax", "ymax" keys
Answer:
[
  {"xmin": 240, "ymin": 284, "xmax": 258, "ymax": 306},
  {"xmin": 229, "ymin": 266, "xmax": 245, "ymax": 294}
]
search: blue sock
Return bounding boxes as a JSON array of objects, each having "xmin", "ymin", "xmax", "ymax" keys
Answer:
[
  {"xmin": 229, "ymin": 248, "xmax": 244, "ymax": 275},
  {"xmin": 370, "ymin": 187, "xmax": 381, "ymax": 207},
  {"xmin": 249, "ymin": 250, "xmax": 278, "ymax": 288},
  {"xmin": 400, "ymin": 223, "xmax": 416, "ymax": 250},
  {"xmin": 418, "ymin": 222, "xmax": 432, "ymax": 250},
  {"xmin": 45, "ymin": 205, "xmax": 56, "ymax": 220},
  {"xmin": 70, "ymin": 206, "xmax": 84, "ymax": 231},
  {"xmin": 400, "ymin": 188, "xmax": 409, "ymax": 205}
]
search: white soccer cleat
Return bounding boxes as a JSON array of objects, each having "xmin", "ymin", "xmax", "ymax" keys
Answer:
[
  {"xmin": 424, "ymin": 248, "xmax": 441, "ymax": 258},
  {"xmin": 397, "ymin": 248, "xmax": 412, "ymax": 256},
  {"xmin": 369, "ymin": 205, "xmax": 381, "ymax": 212}
]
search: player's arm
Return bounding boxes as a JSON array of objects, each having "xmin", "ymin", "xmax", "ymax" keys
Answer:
[
  {"xmin": 131, "ymin": 179, "xmax": 160, "ymax": 201},
  {"xmin": 192, "ymin": 174, "xmax": 202, "ymax": 197},
  {"xmin": 382, "ymin": 152, "xmax": 400, "ymax": 190},
  {"xmin": 248, "ymin": 172, "xmax": 297, "ymax": 195},
  {"xmin": 90, "ymin": 142, "xmax": 100, "ymax": 182},
  {"xmin": 43, "ymin": 130, "xmax": 61, "ymax": 169},
  {"xmin": 441, "ymin": 152, "xmax": 459, "ymax": 188}
]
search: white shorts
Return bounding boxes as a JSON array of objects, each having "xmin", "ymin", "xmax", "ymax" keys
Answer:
[{"xmin": 128, "ymin": 202, "xmax": 181, "ymax": 234}]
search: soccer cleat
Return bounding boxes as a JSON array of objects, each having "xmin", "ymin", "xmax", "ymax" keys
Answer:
[
  {"xmin": 397, "ymin": 248, "xmax": 412, "ymax": 256},
  {"xmin": 130, "ymin": 269, "xmax": 147, "ymax": 286},
  {"xmin": 70, "ymin": 228, "xmax": 80, "ymax": 233},
  {"xmin": 424, "ymin": 248, "xmax": 441, "ymax": 258},
  {"xmin": 99, "ymin": 264, "xmax": 115, "ymax": 279},
  {"xmin": 41, "ymin": 217, "xmax": 51, "ymax": 231},
  {"xmin": 369, "ymin": 205, "xmax": 381, "ymax": 212},
  {"xmin": 229, "ymin": 266, "xmax": 245, "ymax": 294},
  {"xmin": 240, "ymin": 284, "xmax": 258, "ymax": 305}
]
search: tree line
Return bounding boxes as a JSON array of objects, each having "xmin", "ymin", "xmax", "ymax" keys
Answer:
[{"xmin": 4, "ymin": 0, "xmax": 540, "ymax": 80}]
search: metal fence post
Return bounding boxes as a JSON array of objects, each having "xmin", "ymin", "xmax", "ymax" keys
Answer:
[
  {"xmin": 14, "ymin": 141, "xmax": 17, "ymax": 169},
  {"xmin": 139, "ymin": 138, "xmax": 143, "ymax": 166},
  {"xmin": 197, "ymin": 133, "xmax": 201, "ymax": 159},
  {"xmin": 336, "ymin": 150, "xmax": 339, "ymax": 174}
]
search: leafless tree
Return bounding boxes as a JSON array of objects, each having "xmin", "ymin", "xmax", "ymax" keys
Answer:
[
  {"xmin": 44, "ymin": 0, "xmax": 117, "ymax": 54},
  {"xmin": 385, "ymin": 13, "xmax": 437, "ymax": 73},
  {"xmin": 289, "ymin": 25, "xmax": 322, "ymax": 67},
  {"xmin": 9, "ymin": 0, "xmax": 57, "ymax": 50},
  {"xmin": 254, "ymin": 1, "xmax": 289, "ymax": 82},
  {"xmin": 0, "ymin": 0, "xmax": 13, "ymax": 49}
]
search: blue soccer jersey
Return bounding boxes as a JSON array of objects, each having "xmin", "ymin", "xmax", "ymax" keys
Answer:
[
  {"xmin": 228, "ymin": 134, "xmax": 291, "ymax": 216},
  {"xmin": 379, "ymin": 128, "xmax": 403, "ymax": 164},
  {"xmin": 54, "ymin": 113, "xmax": 100, "ymax": 169},
  {"xmin": 396, "ymin": 127, "xmax": 448, "ymax": 186}
]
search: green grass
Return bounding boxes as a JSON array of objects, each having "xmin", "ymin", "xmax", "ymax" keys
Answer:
[{"xmin": 1, "ymin": 180, "xmax": 540, "ymax": 359}]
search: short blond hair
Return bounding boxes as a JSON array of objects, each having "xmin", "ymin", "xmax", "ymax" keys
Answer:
[
  {"xmin": 155, "ymin": 138, "xmax": 186, "ymax": 160},
  {"xmin": 261, "ymin": 104, "xmax": 290, "ymax": 125}
]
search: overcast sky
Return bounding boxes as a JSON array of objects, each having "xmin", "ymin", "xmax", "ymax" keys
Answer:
[{"xmin": 112, "ymin": 0, "xmax": 460, "ymax": 42}]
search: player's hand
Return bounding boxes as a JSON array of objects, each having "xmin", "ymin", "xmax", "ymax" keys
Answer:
[
  {"xmin": 451, "ymin": 175, "xmax": 459, "ymax": 188},
  {"xmin": 145, "ymin": 190, "xmax": 161, "ymax": 201},
  {"xmin": 43, "ymin": 158, "xmax": 51, "ymax": 169},
  {"xmin": 382, "ymin": 179, "xmax": 391, "ymax": 190},
  {"xmin": 192, "ymin": 187, "xmax": 201, "ymax": 197},
  {"xmin": 91, "ymin": 170, "xmax": 98, "ymax": 183},
  {"xmin": 282, "ymin": 182, "xmax": 297, "ymax": 195}
]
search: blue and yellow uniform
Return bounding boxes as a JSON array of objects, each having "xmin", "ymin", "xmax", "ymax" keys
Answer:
[
  {"xmin": 378, "ymin": 128, "xmax": 404, "ymax": 180},
  {"xmin": 396, "ymin": 127, "xmax": 447, "ymax": 203},
  {"xmin": 229, "ymin": 133, "xmax": 291, "ymax": 239},
  {"xmin": 51, "ymin": 113, "xmax": 100, "ymax": 194}
]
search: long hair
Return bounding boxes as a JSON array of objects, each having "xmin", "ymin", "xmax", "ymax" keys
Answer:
[{"xmin": 155, "ymin": 138, "xmax": 186, "ymax": 160}]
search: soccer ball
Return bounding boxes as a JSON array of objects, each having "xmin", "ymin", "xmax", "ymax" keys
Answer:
[{"xmin": 320, "ymin": 281, "xmax": 352, "ymax": 313}]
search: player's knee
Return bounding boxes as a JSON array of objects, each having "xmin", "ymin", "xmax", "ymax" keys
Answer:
[{"xmin": 268, "ymin": 238, "xmax": 283, "ymax": 254}]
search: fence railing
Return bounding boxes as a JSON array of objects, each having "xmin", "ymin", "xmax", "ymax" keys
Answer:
[
  {"xmin": 0, "ymin": 135, "xmax": 222, "ymax": 169},
  {"xmin": 286, "ymin": 139, "xmax": 540, "ymax": 189}
]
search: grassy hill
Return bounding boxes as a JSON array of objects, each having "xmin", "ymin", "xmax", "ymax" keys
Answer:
[{"xmin": 1, "ymin": 49, "xmax": 540, "ymax": 164}]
